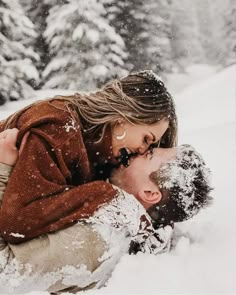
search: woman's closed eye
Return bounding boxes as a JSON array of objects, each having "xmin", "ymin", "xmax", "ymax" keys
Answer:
[
  {"xmin": 143, "ymin": 135, "xmax": 149, "ymax": 145},
  {"xmin": 145, "ymin": 140, "xmax": 160, "ymax": 159},
  {"xmin": 148, "ymin": 140, "xmax": 160, "ymax": 151},
  {"xmin": 143, "ymin": 133, "xmax": 156, "ymax": 146}
]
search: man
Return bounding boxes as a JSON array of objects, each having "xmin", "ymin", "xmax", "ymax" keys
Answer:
[
  {"xmin": 0, "ymin": 129, "xmax": 212, "ymax": 293},
  {"xmin": 110, "ymin": 143, "xmax": 212, "ymax": 228}
]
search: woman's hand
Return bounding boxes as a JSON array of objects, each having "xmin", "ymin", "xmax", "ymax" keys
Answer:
[{"xmin": 0, "ymin": 128, "xmax": 19, "ymax": 166}]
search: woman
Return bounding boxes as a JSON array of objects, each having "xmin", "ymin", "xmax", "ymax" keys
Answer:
[
  {"xmin": 0, "ymin": 127, "xmax": 212, "ymax": 294},
  {"xmin": 0, "ymin": 128, "xmax": 174, "ymax": 293},
  {"xmin": 0, "ymin": 70, "xmax": 177, "ymax": 244}
]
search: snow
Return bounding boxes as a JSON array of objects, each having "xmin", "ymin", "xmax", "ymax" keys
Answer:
[
  {"xmin": 9, "ymin": 233, "xmax": 25, "ymax": 238},
  {"xmin": 0, "ymin": 64, "xmax": 235, "ymax": 294},
  {"xmin": 165, "ymin": 64, "xmax": 219, "ymax": 94}
]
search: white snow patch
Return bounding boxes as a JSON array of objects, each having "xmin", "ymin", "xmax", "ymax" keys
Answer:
[{"xmin": 9, "ymin": 233, "xmax": 25, "ymax": 238}]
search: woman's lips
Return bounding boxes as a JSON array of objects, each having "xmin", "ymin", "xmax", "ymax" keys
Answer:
[
  {"xmin": 115, "ymin": 148, "xmax": 138, "ymax": 168},
  {"xmin": 119, "ymin": 148, "xmax": 130, "ymax": 167}
]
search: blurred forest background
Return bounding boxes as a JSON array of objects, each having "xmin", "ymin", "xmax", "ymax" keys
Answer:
[{"xmin": 0, "ymin": 0, "xmax": 235, "ymax": 105}]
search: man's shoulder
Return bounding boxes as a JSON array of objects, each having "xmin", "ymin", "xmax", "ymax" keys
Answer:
[{"xmin": 90, "ymin": 186, "xmax": 148, "ymax": 234}]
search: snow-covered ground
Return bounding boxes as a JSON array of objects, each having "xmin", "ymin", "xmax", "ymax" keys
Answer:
[
  {"xmin": 165, "ymin": 64, "xmax": 219, "ymax": 94},
  {"xmin": 0, "ymin": 65, "xmax": 235, "ymax": 294}
]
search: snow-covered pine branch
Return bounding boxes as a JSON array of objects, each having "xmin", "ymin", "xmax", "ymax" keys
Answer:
[
  {"xmin": 42, "ymin": 0, "xmax": 128, "ymax": 91},
  {"xmin": 0, "ymin": 0, "xmax": 39, "ymax": 104}
]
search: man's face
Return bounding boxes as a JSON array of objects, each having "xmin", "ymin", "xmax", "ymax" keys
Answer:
[{"xmin": 110, "ymin": 147, "xmax": 177, "ymax": 207}]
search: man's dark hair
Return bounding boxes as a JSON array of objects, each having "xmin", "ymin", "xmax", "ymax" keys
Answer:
[{"xmin": 148, "ymin": 144, "xmax": 213, "ymax": 228}]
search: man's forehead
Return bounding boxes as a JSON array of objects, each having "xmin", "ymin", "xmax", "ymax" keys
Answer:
[{"xmin": 148, "ymin": 147, "xmax": 177, "ymax": 176}]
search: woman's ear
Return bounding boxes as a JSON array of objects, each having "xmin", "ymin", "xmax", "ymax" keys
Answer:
[{"xmin": 137, "ymin": 189, "xmax": 162, "ymax": 209}]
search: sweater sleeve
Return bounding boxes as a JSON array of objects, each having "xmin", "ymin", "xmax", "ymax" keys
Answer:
[
  {"xmin": 0, "ymin": 163, "xmax": 12, "ymax": 250},
  {"xmin": 0, "ymin": 163, "xmax": 12, "ymax": 207},
  {"xmin": 0, "ymin": 127, "xmax": 117, "ymax": 244}
]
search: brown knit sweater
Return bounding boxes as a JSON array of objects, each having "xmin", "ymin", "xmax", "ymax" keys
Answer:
[{"xmin": 0, "ymin": 98, "xmax": 117, "ymax": 244}]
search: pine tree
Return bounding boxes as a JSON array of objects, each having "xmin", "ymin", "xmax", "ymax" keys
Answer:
[
  {"xmin": 223, "ymin": 0, "xmax": 236, "ymax": 66},
  {"xmin": 142, "ymin": 0, "xmax": 174, "ymax": 73},
  {"xmin": 196, "ymin": 0, "xmax": 226, "ymax": 66},
  {"xmin": 196, "ymin": 0, "xmax": 236, "ymax": 67},
  {"xmin": 0, "ymin": 0, "xmax": 39, "ymax": 104},
  {"xmin": 103, "ymin": 0, "xmax": 175, "ymax": 74},
  {"xmin": 169, "ymin": 0, "xmax": 204, "ymax": 70},
  {"xmin": 104, "ymin": 0, "xmax": 149, "ymax": 71},
  {"xmin": 42, "ymin": 0, "xmax": 128, "ymax": 91},
  {"xmin": 20, "ymin": 0, "xmax": 57, "ymax": 87}
]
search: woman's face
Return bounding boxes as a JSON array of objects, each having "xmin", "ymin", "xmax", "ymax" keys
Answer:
[{"xmin": 111, "ymin": 118, "xmax": 169, "ymax": 165}]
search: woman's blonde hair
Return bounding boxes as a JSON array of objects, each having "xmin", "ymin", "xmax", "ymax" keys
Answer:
[{"xmin": 5, "ymin": 70, "xmax": 177, "ymax": 147}]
